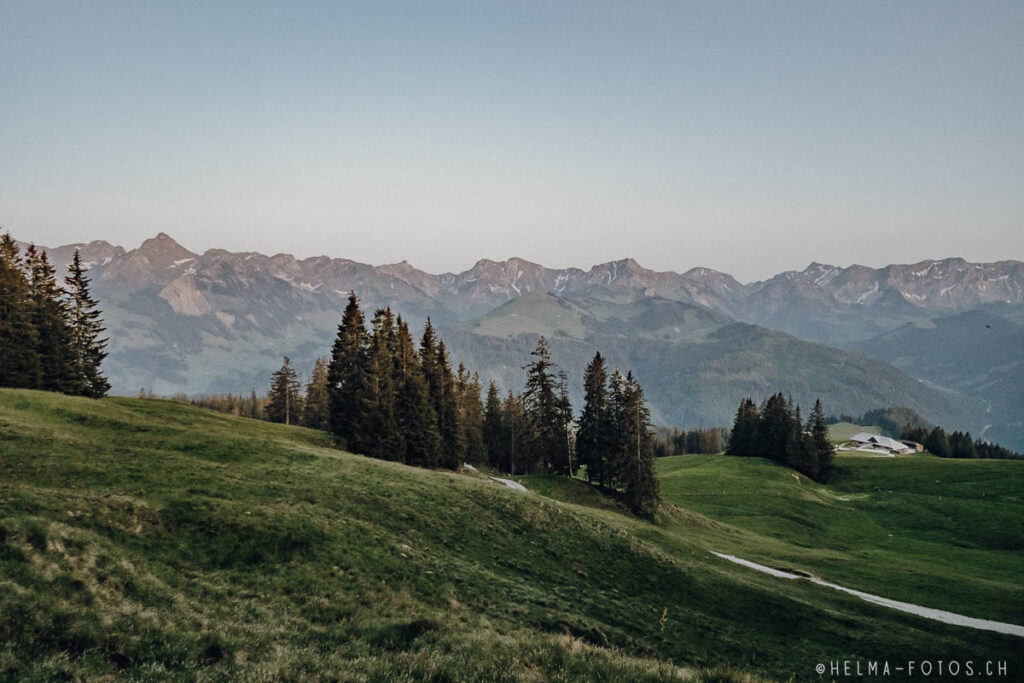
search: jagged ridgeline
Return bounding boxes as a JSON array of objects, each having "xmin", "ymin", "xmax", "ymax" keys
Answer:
[
  {"xmin": 0, "ymin": 233, "xmax": 109, "ymax": 398},
  {"xmin": 21, "ymin": 233, "xmax": 1024, "ymax": 451},
  {"xmin": 284, "ymin": 292, "xmax": 661, "ymax": 516}
]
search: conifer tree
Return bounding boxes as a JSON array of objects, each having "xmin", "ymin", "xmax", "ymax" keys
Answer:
[
  {"xmin": 0, "ymin": 234, "xmax": 39, "ymax": 388},
  {"xmin": 365, "ymin": 308, "xmax": 402, "ymax": 460},
  {"xmin": 756, "ymin": 393, "xmax": 795, "ymax": 461},
  {"xmin": 456, "ymin": 365, "xmax": 487, "ymax": 465},
  {"xmin": 616, "ymin": 371, "xmax": 660, "ymax": 516},
  {"xmin": 483, "ymin": 381, "xmax": 504, "ymax": 470},
  {"xmin": 501, "ymin": 391, "xmax": 529, "ymax": 474},
  {"xmin": 419, "ymin": 320, "xmax": 464, "ymax": 466},
  {"xmin": 577, "ymin": 351, "xmax": 610, "ymax": 486},
  {"xmin": 26, "ymin": 245, "xmax": 72, "ymax": 392},
  {"xmin": 328, "ymin": 292, "xmax": 370, "ymax": 449},
  {"xmin": 64, "ymin": 250, "xmax": 109, "ymax": 397},
  {"xmin": 523, "ymin": 336, "xmax": 569, "ymax": 474},
  {"xmin": 267, "ymin": 356, "xmax": 302, "ymax": 424},
  {"xmin": 606, "ymin": 368, "xmax": 629, "ymax": 486},
  {"xmin": 949, "ymin": 430, "xmax": 976, "ymax": 459},
  {"xmin": 434, "ymin": 341, "xmax": 464, "ymax": 469},
  {"xmin": 395, "ymin": 318, "xmax": 440, "ymax": 466},
  {"xmin": 808, "ymin": 399, "xmax": 834, "ymax": 479},
  {"xmin": 787, "ymin": 404, "xmax": 818, "ymax": 479},
  {"xmin": 924, "ymin": 426, "xmax": 950, "ymax": 458},
  {"xmin": 302, "ymin": 357, "xmax": 331, "ymax": 430},
  {"xmin": 727, "ymin": 398, "xmax": 760, "ymax": 456}
]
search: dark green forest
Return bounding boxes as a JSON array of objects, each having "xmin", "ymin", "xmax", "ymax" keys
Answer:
[{"xmin": 0, "ymin": 234, "xmax": 109, "ymax": 398}]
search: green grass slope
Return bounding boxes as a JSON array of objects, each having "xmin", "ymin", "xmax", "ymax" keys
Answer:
[
  {"xmin": 826, "ymin": 422, "xmax": 880, "ymax": 442},
  {"xmin": 1, "ymin": 390, "xmax": 1021, "ymax": 681},
  {"xmin": 658, "ymin": 454, "xmax": 1024, "ymax": 623}
]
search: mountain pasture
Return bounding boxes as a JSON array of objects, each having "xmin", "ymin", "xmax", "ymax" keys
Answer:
[{"xmin": 2, "ymin": 390, "xmax": 1021, "ymax": 679}]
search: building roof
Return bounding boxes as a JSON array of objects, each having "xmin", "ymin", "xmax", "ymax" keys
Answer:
[{"xmin": 851, "ymin": 432, "xmax": 909, "ymax": 452}]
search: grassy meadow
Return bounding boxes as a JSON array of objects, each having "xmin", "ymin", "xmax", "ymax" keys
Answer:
[
  {"xmin": 826, "ymin": 422, "xmax": 881, "ymax": 442},
  {"xmin": 1, "ymin": 389, "xmax": 1021, "ymax": 681}
]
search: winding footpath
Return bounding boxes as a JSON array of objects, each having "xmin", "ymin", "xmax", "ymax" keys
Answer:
[
  {"xmin": 490, "ymin": 476, "xmax": 529, "ymax": 492},
  {"xmin": 711, "ymin": 552, "xmax": 1024, "ymax": 638}
]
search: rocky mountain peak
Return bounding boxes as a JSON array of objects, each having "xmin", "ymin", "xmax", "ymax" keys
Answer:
[{"xmin": 135, "ymin": 233, "xmax": 197, "ymax": 262}]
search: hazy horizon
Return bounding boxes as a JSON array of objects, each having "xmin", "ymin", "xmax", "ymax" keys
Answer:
[{"xmin": 3, "ymin": 2, "xmax": 1022, "ymax": 281}]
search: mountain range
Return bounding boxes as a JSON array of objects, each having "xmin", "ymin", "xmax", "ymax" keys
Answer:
[{"xmin": 18, "ymin": 233, "xmax": 1024, "ymax": 449}]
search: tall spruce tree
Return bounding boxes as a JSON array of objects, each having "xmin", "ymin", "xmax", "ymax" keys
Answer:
[
  {"xmin": 456, "ymin": 365, "xmax": 487, "ymax": 466},
  {"xmin": 787, "ymin": 404, "xmax": 818, "ymax": 479},
  {"xmin": 64, "ymin": 250, "xmax": 109, "ymax": 398},
  {"xmin": 577, "ymin": 351, "xmax": 611, "ymax": 486},
  {"xmin": 924, "ymin": 426, "xmax": 950, "ymax": 458},
  {"xmin": 365, "ymin": 308, "xmax": 402, "ymax": 460},
  {"xmin": 483, "ymin": 381, "xmax": 504, "ymax": 470},
  {"xmin": 756, "ymin": 393, "xmax": 795, "ymax": 461},
  {"xmin": 727, "ymin": 398, "xmax": 760, "ymax": 456},
  {"xmin": 607, "ymin": 368, "xmax": 631, "ymax": 487},
  {"xmin": 26, "ymin": 246, "xmax": 72, "ymax": 392},
  {"xmin": 523, "ymin": 336, "xmax": 570, "ymax": 474},
  {"xmin": 434, "ymin": 341, "xmax": 464, "ymax": 469},
  {"xmin": 302, "ymin": 357, "xmax": 331, "ymax": 430},
  {"xmin": 0, "ymin": 235, "xmax": 39, "ymax": 388},
  {"xmin": 501, "ymin": 391, "xmax": 529, "ymax": 474},
  {"xmin": 328, "ymin": 292, "xmax": 370, "ymax": 450},
  {"xmin": 267, "ymin": 356, "xmax": 302, "ymax": 424},
  {"xmin": 395, "ymin": 318, "xmax": 440, "ymax": 467},
  {"xmin": 614, "ymin": 371, "xmax": 660, "ymax": 516},
  {"xmin": 808, "ymin": 399, "xmax": 834, "ymax": 480}
]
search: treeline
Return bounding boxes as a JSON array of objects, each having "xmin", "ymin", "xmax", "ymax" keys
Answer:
[
  {"xmin": 221, "ymin": 294, "xmax": 659, "ymax": 516},
  {"xmin": 185, "ymin": 390, "xmax": 270, "ymax": 421},
  {"xmin": 652, "ymin": 427, "xmax": 728, "ymax": 458},
  {"xmin": 573, "ymin": 352, "xmax": 660, "ymax": 515},
  {"xmin": 902, "ymin": 424, "xmax": 1021, "ymax": 460},
  {"xmin": 320, "ymin": 296, "xmax": 484, "ymax": 467},
  {"xmin": 323, "ymin": 295, "xmax": 660, "ymax": 515},
  {"xmin": 727, "ymin": 393, "xmax": 834, "ymax": 482},
  {"xmin": 0, "ymin": 234, "xmax": 109, "ymax": 397}
]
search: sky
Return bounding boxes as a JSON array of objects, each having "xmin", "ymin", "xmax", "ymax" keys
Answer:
[{"xmin": 1, "ymin": 1, "xmax": 1021, "ymax": 282}]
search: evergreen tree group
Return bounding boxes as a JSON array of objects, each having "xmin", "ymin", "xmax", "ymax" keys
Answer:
[
  {"xmin": 323, "ymin": 293, "xmax": 486, "ymax": 468},
  {"xmin": 727, "ymin": 394, "xmax": 834, "ymax": 482},
  {"xmin": 902, "ymin": 423, "xmax": 1021, "ymax": 460},
  {"xmin": 318, "ymin": 299, "xmax": 662, "ymax": 516},
  {"xmin": 567, "ymin": 352, "xmax": 660, "ymax": 516},
  {"xmin": 0, "ymin": 234, "xmax": 109, "ymax": 397}
]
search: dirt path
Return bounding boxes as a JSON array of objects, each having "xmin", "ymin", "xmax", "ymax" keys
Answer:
[
  {"xmin": 711, "ymin": 551, "xmax": 1024, "ymax": 638},
  {"xmin": 490, "ymin": 476, "xmax": 528, "ymax": 492}
]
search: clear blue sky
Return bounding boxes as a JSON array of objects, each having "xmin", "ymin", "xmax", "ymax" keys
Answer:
[{"xmin": 2, "ymin": 1, "xmax": 1021, "ymax": 281}]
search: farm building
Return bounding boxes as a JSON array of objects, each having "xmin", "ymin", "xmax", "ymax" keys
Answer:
[{"xmin": 843, "ymin": 432, "xmax": 916, "ymax": 455}]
